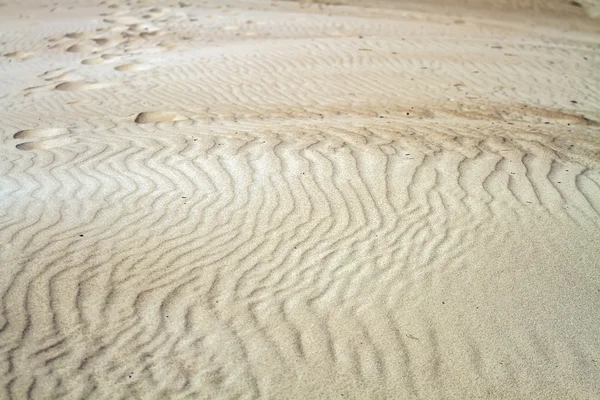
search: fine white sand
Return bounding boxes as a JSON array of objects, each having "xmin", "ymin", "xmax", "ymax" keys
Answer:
[{"xmin": 1, "ymin": 0, "xmax": 599, "ymax": 398}]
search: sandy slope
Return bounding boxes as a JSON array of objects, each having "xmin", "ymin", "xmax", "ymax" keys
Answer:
[{"xmin": 1, "ymin": 0, "xmax": 599, "ymax": 398}]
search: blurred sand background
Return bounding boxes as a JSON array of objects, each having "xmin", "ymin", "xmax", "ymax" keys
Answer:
[{"xmin": 1, "ymin": 0, "xmax": 599, "ymax": 398}]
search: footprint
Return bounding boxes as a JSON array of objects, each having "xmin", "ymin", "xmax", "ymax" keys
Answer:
[
  {"xmin": 157, "ymin": 41, "xmax": 177, "ymax": 49},
  {"xmin": 39, "ymin": 68, "xmax": 64, "ymax": 77},
  {"xmin": 128, "ymin": 23, "xmax": 157, "ymax": 33},
  {"xmin": 134, "ymin": 111, "xmax": 185, "ymax": 123},
  {"xmin": 14, "ymin": 128, "xmax": 75, "ymax": 151},
  {"xmin": 55, "ymin": 81, "xmax": 115, "ymax": 91},
  {"xmin": 81, "ymin": 58, "xmax": 105, "ymax": 65},
  {"xmin": 91, "ymin": 38, "xmax": 112, "ymax": 45},
  {"xmin": 139, "ymin": 31, "xmax": 161, "ymax": 38},
  {"xmin": 101, "ymin": 53, "xmax": 121, "ymax": 60},
  {"xmin": 44, "ymin": 71, "xmax": 83, "ymax": 81},
  {"xmin": 65, "ymin": 32, "xmax": 92, "ymax": 39},
  {"xmin": 66, "ymin": 43, "xmax": 98, "ymax": 53},
  {"xmin": 148, "ymin": 7, "xmax": 168, "ymax": 13},
  {"xmin": 16, "ymin": 137, "xmax": 77, "ymax": 151},
  {"xmin": 115, "ymin": 63, "xmax": 151, "ymax": 71},
  {"xmin": 22, "ymin": 83, "xmax": 55, "ymax": 95},
  {"xmin": 14, "ymin": 128, "xmax": 69, "ymax": 139},
  {"xmin": 4, "ymin": 51, "xmax": 32, "ymax": 58}
]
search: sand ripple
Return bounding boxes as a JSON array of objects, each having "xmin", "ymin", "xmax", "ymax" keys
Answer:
[{"xmin": 0, "ymin": 0, "xmax": 599, "ymax": 398}]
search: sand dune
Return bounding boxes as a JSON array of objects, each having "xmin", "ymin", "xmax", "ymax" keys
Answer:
[{"xmin": 1, "ymin": 0, "xmax": 599, "ymax": 398}]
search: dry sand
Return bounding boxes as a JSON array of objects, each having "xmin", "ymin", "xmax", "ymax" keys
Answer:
[{"xmin": 1, "ymin": 0, "xmax": 599, "ymax": 398}]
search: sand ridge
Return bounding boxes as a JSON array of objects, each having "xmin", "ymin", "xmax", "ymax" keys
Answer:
[{"xmin": 0, "ymin": 0, "xmax": 599, "ymax": 398}]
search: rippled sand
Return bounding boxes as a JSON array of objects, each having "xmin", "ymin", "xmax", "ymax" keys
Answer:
[{"xmin": 1, "ymin": 0, "xmax": 599, "ymax": 398}]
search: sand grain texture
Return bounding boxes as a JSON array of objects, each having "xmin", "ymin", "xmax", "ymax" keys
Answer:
[{"xmin": 1, "ymin": 0, "xmax": 599, "ymax": 399}]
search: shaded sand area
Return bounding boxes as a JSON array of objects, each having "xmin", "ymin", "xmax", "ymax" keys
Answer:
[{"xmin": 1, "ymin": 0, "xmax": 600, "ymax": 398}]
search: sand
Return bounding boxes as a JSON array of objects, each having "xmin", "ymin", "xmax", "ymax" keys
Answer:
[{"xmin": 1, "ymin": 0, "xmax": 599, "ymax": 398}]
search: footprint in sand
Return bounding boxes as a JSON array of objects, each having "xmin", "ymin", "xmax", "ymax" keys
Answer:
[
  {"xmin": 4, "ymin": 51, "xmax": 32, "ymax": 59},
  {"xmin": 148, "ymin": 7, "xmax": 168, "ymax": 15},
  {"xmin": 16, "ymin": 137, "xmax": 77, "ymax": 151},
  {"xmin": 102, "ymin": 53, "xmax": 121, "ymax": 60},
  {"xmin": 139, "ymin": 31, "xmax": 162, "ymax": 39},
  {"xmin": 55, "ymin": 81, "xmax": 115, "ymax": 91},
  {"xmin": 81, "ymin": 58, "xmax": 105, "ymax": 65},
  {"xmin": 43, "ymin": 71, "xmax": 83, "ymax": 81},
  {"xmin": 66, "ymin": 43, "xmax": 98, "ymax": 53},
  {"xmin": 115, "ymin": 63, "xmax": 152, "ymax": 72},
  {"xmin": 134, "ymin": 111, "xmax": 186, "ymax": 123},
  {"xmin": 65, "ymin": 32, "xmax": 92, "ymax": 39},
  {"xmin": 91, "ymin": 38, "xmax": 113, "ymax": 46},
  {"xmin": 14, "ymin": 128, "xmax": 76, "ymax": 151},
  {"xmin": 128, "ymin": 23, "xmax": 157, "ymax": 33},
  {"xmin": 14, "ymin": 128, "xmax": 69, "ymax": 139},
  {"xmin": 39, "ymin": 68, "xmax": 64, "ymax": 77},
  {"xmin": 22, "ymin": 83, "xmax": 56, "ymax": 95},
  {"xmin": 157, "ymin": 41, "xmax": 177, "ymax": 49}
]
